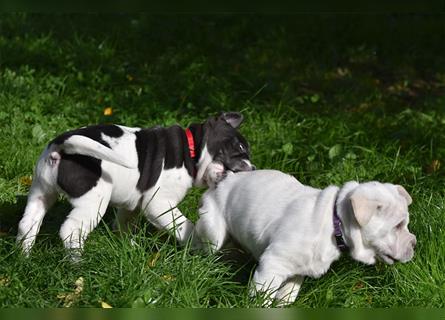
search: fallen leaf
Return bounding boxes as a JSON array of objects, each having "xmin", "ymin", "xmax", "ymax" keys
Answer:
[
  {"xmin": 353, "ymin": 281, "xmax": 365, "ymax": 291},
  {"xmin": 426, "ymin": 159, "xmax": 441, "ymax": 173},
  {"xmin": 161, "ymin": 274, "xmax": 176, "ymax": 282},
  {"xmin": 74, "ymin": 277, "xmax": 84, "ymax": 294},
  {"xmin": 0, "ymin": 276, "xmax": 10, "ymax": 287},
  {"xmin": 336, "ymin": 67, "xmax": 350, "ymax": 78},
  {"xmin": 57, "ymin": 276, "xmax": 85, "ymax": 307},
  {"xmin": 148, "ymin": 252, "xmax": 160, "ymax": 268},
  {"xmin": 19, "ymin": 176, "xmax": 33, "ymax": 187},
  {"xmin": 103, "ymin": 107, "xmax": 113, "ymax": 116},
  {"xmin": 101, "ymin": 301, "xmax": 113, "ymax": 308}
]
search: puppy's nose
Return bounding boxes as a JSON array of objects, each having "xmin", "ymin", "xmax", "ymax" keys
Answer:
[{"xmin": 251, "ymin": 165, "xmax": 256, "ymax": 171}]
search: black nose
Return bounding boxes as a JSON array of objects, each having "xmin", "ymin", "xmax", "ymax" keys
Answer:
[{"xmin": 251, "ymin": 165, "xmax": 256, "ymax": 171}]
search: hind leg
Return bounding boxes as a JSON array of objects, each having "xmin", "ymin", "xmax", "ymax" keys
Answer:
[
  {"xmin": 17, "ymin": 182, "xmax": 57, "ymax": 255},
  {"xmin": 59, "ymin": 179, "xmax": 111, "ymax": 260}
]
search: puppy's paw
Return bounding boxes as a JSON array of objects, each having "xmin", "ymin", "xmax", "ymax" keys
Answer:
[{"xmin": 204, "ymin": 162, "xmax": 226, "ymax": 188}]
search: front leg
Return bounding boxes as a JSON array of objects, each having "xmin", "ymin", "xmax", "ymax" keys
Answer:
[
  {"xmin": 203, "ymin": 161, "xmax": 227, "ymax": 188},
  {"xmin": 275, "ymin": 275, "xmax": 304, "ymax": 307},
  {"xmin": 250, "ymin": 252, "xmax": 295, "ymax": 307},
  {"xmin": 141, "ymin": 194, "xmax": 194, "ymax": 245}
]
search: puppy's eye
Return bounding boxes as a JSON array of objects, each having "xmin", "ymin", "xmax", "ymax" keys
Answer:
[{"xmin": 239, "ymin": 143, "xmax": 246, "ymax": 152}]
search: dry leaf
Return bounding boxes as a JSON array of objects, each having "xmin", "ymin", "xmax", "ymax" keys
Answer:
[
  {"xmin": 336, "ymin": 67, "xmax": 351, "ymax": 78},
  {"xmin": 19, "ymin": 176, "xmax": 33, "ymax": 187},
  {"xmin": 103, "ymin": 107, "xmax": 113, "ymax": 116},
  {"xmin": 74, "ymin": 277, "xmax": 84, "ymax": 294},
  {"xmin": 57, "ymin": 276, "xmax": 85, "ymax": 307},
  {"xmin": 427, "ymin": 159, "xmax": 441, "ymax": 173},
  {"xmin": 0, "ymin": 276, "xmax": 10, "ymax": 287},
  {"xmin": 148, "ymin": 252, "xmax": 160, "ymax": 268},
  {"xmin": 352, "ymin": 281, "xmax": 365, "ymax": 291},
  {"xmin": 101, "ymin": 301, "xmax": 113, "ymax": 308},
  {"xmin": 161, "ymin": 274, "xmax": 176, "ymax": 282}
]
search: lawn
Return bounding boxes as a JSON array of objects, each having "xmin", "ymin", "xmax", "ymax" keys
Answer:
[{"xmin": 0, "ymin": 14, "xmax": 444, "ymax": 307}]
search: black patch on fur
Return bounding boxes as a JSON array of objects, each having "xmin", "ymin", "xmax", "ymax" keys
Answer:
[
  {"xmin": 57, "ymin": 153, "xmax": 102, "ymax": 198},
  {"xmin": 135, "ymin": 125, "xmax": 198, "ymax": 192},
  {"xmin": 51, "ymin": 124, "xmax": 124, "ymax": 148}
]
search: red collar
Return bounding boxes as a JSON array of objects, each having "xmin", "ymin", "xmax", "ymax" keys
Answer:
[{"xmin": 185, "ymin": 128, "xmax": 196, "ymax": 159}]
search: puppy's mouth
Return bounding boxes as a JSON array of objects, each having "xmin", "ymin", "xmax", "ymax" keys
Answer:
[
  {"xmin": 223, "ymin": 162, "xmax": 255, "ymax": 173},
  {"xmin": 378, "ymin": 253, "xmax": 397, "ymax": 265}
]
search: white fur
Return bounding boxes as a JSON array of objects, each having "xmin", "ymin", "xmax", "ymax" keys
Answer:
[
  {"xmin": 62, "ymin": 135, "xmax": 137, "ymax": 169},
  {"xmin": 195, "ymin": 170, "xmax": 416, "ymax": 306}
]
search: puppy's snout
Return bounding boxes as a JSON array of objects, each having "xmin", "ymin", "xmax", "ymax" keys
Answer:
[{"xmin": 232, "ymin": 160, "xmax": 255, "ymax": 172}]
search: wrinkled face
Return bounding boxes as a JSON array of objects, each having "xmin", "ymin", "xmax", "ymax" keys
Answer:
[
  {"xmin": 204, "ymin": 112, "xmax": 255, "ymax": 173},
  {"xmin": 351, "ymin": 182, "xmax": 416, "ymax": 265}
]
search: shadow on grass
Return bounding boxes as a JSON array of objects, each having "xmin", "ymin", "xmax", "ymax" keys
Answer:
[{"xmin": 0, "ymin": 196, "xmax": 70, "ymax": 243}]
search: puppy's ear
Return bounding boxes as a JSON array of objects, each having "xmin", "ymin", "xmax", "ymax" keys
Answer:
[
  {"xmin": 396, "ymin": 185, "xmax": 412, "ymax": 206},
  {"xmin": 219, "ymin": 112, "xmax": 244, "ymax": 128},
  {"xmin": 350, "ymin": 193, "xmax": 376, "ymax": 227}
]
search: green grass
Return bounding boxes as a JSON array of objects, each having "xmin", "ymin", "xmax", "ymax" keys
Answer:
[{"xmin": 0, "ymin": 13, "xmax": 445, "ymax": 307}]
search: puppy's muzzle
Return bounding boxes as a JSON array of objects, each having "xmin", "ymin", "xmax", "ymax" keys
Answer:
[
  {"xmin": 398, "ymin": 234, "xmax": 417, "ymax": 263},
  {"xmin": 229, "ymin": 160, "xmax": 255, "ymax": 172}
]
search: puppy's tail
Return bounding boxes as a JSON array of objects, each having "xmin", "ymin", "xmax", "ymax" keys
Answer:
[{"xmin": 55, "ymin": 135, "xmax": 138, "ymax": 169}]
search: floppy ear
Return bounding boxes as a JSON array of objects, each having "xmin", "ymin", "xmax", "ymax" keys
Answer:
[
  {"xmin": 220, "ymin": 112, "xmax": 244, "ymax": 128},
  {"xmin": 350, "ymin": 192, "xmax": 377, "ymax": 227},
  {"xmin": 396, "ymin": 185, "xmax": 412, "ymax": 206}
]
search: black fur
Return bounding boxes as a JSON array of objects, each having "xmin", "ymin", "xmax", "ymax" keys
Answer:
[
  {"xmin": 57, "ymin": 153, "xmax": 102, "ymax": 198},
  {"xmin": 204, "ymin": 115, "xmax": 251, "ymax": 172},
  {"xmin": 135, "ymin": 125, "xmax": 199, "ymax": 192},
  {"xmin": 52, "ymin": 124, "xmax": 123, "ymax": 198}
]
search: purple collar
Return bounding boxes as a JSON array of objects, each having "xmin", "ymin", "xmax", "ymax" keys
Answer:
[{"xmin": 333, "ymin": 201, "xmax": 348, "ymax": 252}]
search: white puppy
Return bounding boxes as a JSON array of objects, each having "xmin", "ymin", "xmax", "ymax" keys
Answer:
[{"xmin": 194, "ymin": 169, "xmax": 416, "ymax": 306}]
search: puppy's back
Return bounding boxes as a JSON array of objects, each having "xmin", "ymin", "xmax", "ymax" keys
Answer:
[{"xmin": 210, "ymin": 170, "xmax": 311, "ymax": 257}]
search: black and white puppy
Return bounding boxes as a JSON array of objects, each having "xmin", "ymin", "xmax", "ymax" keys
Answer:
[{"xmin": 17, "ymin": 112, "xmax": 254, "ymax": 257}]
